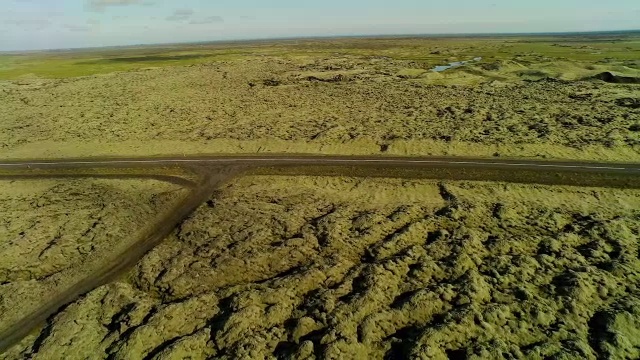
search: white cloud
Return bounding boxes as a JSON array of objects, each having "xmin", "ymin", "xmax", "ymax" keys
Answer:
[
  {"xmin": 4, "ymin": 18, "xmax": 51, "ymax": 30},
  {"xmin": 64, "ymin": 24, "xmax": 92, "ymax": 32},
  {"xmin": 86, "ymin": 0, "xmax": 153, "ymax": 12},
  {"xmin": 166, "ymin": 8, "xmax": 194, "ymax": 22},
  {"xmin": 189, "ymin": 16, "xmax": 224, "ymax": 24}
]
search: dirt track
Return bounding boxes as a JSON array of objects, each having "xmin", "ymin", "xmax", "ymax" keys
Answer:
[
  {"xmin": 0, "ymin": 154, "xmax": 639, "ymax": 353},
  {"xmin": 0, "ymin": 170, "xmax": 237, "ymax": 353}
]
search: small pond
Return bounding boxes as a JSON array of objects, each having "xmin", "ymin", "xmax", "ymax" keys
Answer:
[{"xmin": 431, "ymin": 57, "xmax": 482, "ymax": 72}]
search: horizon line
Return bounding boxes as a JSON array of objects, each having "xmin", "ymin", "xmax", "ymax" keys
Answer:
[{"xmin": 2, "ymin": 28, "xmax": 639, "ymax": 54}]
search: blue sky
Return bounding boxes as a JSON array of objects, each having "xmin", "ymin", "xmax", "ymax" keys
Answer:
[{"xmin": 1, "ymin": 0, "xmax": 639, "ymax": 51}]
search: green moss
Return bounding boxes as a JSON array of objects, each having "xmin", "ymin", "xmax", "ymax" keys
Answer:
[
  {"xmin": 11, "ymin": 177, "xmax": 640, "ymax": 358},
  {"xmin": 1, "ymin": 34, "xmax": 638, "ymax": 80}
]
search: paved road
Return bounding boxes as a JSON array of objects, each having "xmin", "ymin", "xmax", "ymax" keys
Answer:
[
  {"xmin": 1, "ymin": 155, "xmax": 639, "ymax": 173},
  {"xmin": 0, "ymin": 154, "xmax": 639, "ymax": 353},
  {"xmin": 2, "ymin": 155, "xmax": 639, "ymax": 189}
]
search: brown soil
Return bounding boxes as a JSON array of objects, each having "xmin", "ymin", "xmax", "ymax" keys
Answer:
[{"xmin": 6, "ymin": 176, "xmax": 640, "ymax": 359}]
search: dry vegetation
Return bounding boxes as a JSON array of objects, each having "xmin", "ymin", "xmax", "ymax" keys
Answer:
[
  {"xmin": 1, "ymin": 36, "xmax": 639, "ymax": 161},
  {"xmin": 0, "ymin": 178, "xmax": 187, "ymax": 336},
  {"xmin": 5, "ymin": 176, "xmax": 640, "ymax": 359}
]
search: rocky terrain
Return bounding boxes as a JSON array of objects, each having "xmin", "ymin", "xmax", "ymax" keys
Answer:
[
  {"xmin": 1, "ymin": 55, "xmax": 638, "ymax": 161},
  {"xmin": 0, "ymin": 178, "xmax": 186, "ymax": 335},
  {"xmin": 5, "ymin": 176, "xmax": 640, "ymax": 359}
]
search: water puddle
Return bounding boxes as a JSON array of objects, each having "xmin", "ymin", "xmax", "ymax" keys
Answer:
[{"xmin": 431, "ymin": 57, "xmax": 482, "ymax": 72}]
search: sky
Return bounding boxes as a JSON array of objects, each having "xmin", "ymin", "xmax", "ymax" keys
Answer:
[{"xmin": 1, "ymin": 0, "xmax": 639, "ymax": 51}]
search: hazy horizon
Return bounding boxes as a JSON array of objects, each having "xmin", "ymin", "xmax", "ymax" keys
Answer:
[
  {"xmin": 4, "ymin": 29, "xmax": 640, "ymax": 54},
  {"xmin": 2, "ymin": 0, "xmax": 640, "ymax": 51}
]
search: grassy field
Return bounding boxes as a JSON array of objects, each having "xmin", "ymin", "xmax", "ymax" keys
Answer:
[
  {"xmin": 5, "ymin": 176, "xmax": 640, "ymax": 359},
  {"xmin": 1, "ymin": 34, "xmax": 639, "ymax": 80}
]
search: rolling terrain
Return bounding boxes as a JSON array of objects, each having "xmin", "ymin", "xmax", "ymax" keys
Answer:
[{"xmin": 1, "ymin": 33, "xmax": 639, "ymax": 359}]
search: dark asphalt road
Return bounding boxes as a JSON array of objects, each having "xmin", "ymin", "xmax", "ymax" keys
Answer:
[{"xmin": 1, "ymin": 154, "xmax": 639, "ymax": 173}]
